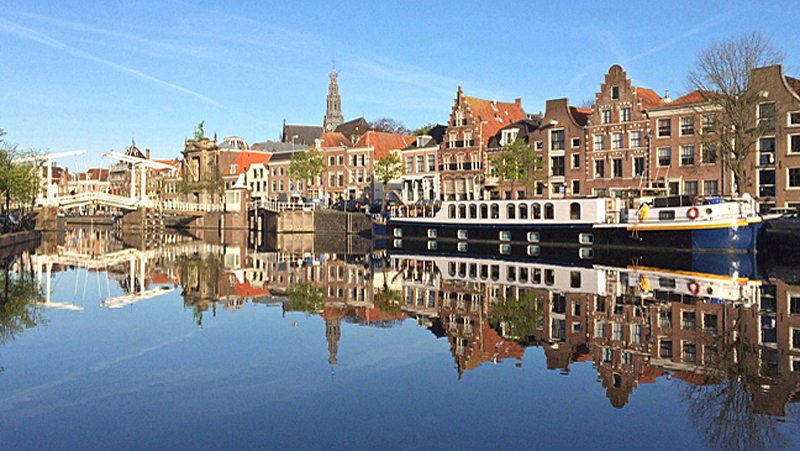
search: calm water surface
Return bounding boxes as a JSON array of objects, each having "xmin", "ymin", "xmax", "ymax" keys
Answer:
[{"xmin": 1, "ymin": 228, "xmax": 800, "ymax": 450}]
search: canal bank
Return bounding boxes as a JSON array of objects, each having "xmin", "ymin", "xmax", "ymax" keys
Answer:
[{"xmin": 0, "ymin": 230, "xmax": 41, "ymax": 258}]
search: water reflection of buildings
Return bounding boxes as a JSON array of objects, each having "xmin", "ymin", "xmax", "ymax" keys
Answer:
[{"xmin": 392, "ymin": 253, "xmax": 800, "ymax": 415}]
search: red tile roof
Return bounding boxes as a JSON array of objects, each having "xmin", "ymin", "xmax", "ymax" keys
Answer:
[
  {"xmin": 227, "ymin": 152, "xmax": 271, "ymax": 175},
  {"xmin": 321, "ymin": 305, "xmax": 348, "ymax": 320},
  {"xmin": 231, "ymin": 278, "xmax": 270, "ymax": 298},
  {"xmin": 634, "ymin": 87, "xmax": 665, "ymax": 109},
  {"xmin": 316, "ymin": 132, "xmax": 353, "ymax": 148},
  {"xmin": 668, "ymin": 90, "xmax": 721, "ymax": 106},
  {"xmin": 463, "ymin": 96, "xmax": 527, "ymax": 145},
  {"xmin": 786, "ymin": 76, "xmax": 800, "ymax": 97},
  {"xmin": 153, "ymin": 159, "xmax": 182, "ymax": 177},
  {"xmin": 354, "ymin": 131, "xmax": 416, "ymax": 160}
]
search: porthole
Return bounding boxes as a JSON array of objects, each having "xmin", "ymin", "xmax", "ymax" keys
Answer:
[
  {"xmin": 393, "ymin": 228, "xmax": 403, "ymax": 238},
  {"xmin": 458, "ymin": 242, "xmax": 469, "ymax": 252},
  {"xmin": 527, "ymin": 231, "xmax": 540, "ymax": 243},
  {"xmin": 499, "ymin": 231, "xmax": 511, "ymax": 241},
  {"xmin": 393, "ymin": 238, "xmax": 403, "ymax": 248},
  {"xmin": 427, "ymin": 228, "xmax": 437, "ymax": 238},
  {"xmin": 499, "ymin": 244, "xmax": 511, "ymax": 255},
  {"xmin": 527, "ymin": 245, "xmax": 540, "ymax": 256},
  {"xmin": 579, "ymin": 233, "xmax": 594, "ymax": 245},
  {"xmin": 579, "ymin": 248, "xmax": 594, "ymax": 259},
  {"xmin": 427, "ymin": 241, "xmax": 438, "ymax": 250},
  {"xmin": 457, "ymin": 229, "xmax": 469, "ymax": 240}
]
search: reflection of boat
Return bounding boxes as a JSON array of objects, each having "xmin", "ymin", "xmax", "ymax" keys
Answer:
[
  {"xmin": 391, "ymin": 252, "xmax": 762, "ymax": 306},
  {"xmin": 388, "ymin": 196, "xmax": 762, "ymax": 253}
]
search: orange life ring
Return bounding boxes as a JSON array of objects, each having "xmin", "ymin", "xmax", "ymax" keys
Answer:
[
  {"xmin": 688, "ymin": 281, "xmax": 700, "ymax": 296},
  {"xmin": 687, "ymin": 207, "xmax": 699, "ymax": 220}
]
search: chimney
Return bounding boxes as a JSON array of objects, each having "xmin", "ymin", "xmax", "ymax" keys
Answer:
[
  {"xmin": 146, "ymin": 148, "xmax": 151, "ymax": 159},
  {"xmin": 515, "ymin": 98, "xmax": 522, "ymax": 106},
  {"xmin": 664, "ymin": 90, "xmax": 671, "ymax": 103}
]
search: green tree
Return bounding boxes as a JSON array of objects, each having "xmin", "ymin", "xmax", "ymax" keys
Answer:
[
  {"xmin": 288, "ymin": 148, "xmax": 326, "ymax": 199},
  {"xmin": 373, "ymin": 152, "xmax": 405, "ymax": 212},
  {"xmin": 489, "ymin": 138, "xmax": 544, "ymax": 196},
  {"xmin": 413, "ymin": 123, "xmax": 436, "ymax": 136},
  {"xmin": 687, "ymin": 31, "xmax": 785, "ymax": 195},
  {"xmin": 0, "ymin": 131, "xmax": 42, "ymax": 224},
  {"xmin": 285, "ymin": 283, "xmax": 324, "ymax": 315},
  {"xmin": 488, "ymin": 290, "xmax": 545, "ymax": 341},
  {"xmin": 0, "ymin": 256, "xmax": 45, "ymax": 346}
]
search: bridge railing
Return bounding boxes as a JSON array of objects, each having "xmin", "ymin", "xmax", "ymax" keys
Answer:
[
  {"xmin": 248, "ymin": 198, "xmax": 318, "ymax": 213},
  {"xmin": 149, "ymin": 199, "xmax": 225, "ymax": 212}
]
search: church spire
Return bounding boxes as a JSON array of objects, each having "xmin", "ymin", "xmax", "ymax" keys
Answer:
[{"xmin": 324, "ymin": 59, "xmax": 344, "ymax": 132}]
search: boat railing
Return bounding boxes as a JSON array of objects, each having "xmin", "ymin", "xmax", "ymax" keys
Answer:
[{"xmin": 388, "ymin": 204, "xmax": 440, "ymax": 218}]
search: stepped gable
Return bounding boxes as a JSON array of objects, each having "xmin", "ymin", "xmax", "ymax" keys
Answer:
[
  {"xmin": 227, "ymin": 151, "xmax": 272, "ymax": 175},
  {"xmin": 317, "ymin": 132, "xmax": 352, "ymax": 148},
  {"xmin": 462, "ymin": 95, "xmax": 526, "ymax": 145},
  {"xmin": 354, "ymin": 131, "xmax": 415, "ymax": 159}
]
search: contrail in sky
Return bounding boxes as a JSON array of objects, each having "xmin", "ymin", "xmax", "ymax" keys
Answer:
[{"xmin": 0, "ymin": 17, "xmax": 224, "ymax": 108}]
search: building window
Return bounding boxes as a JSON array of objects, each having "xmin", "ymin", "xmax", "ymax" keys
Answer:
[
  {"xmin": 535, "ymin": 141, "xmax": 543, "ymax": 151},
  {"xmin": 612, "ymin": 132, "xmax": 623, "ymax": 149},
  {"xmin": 329, "ymin": 156, "xmax": 335, "ymax": 166},
  {"xmin": 703, "ymin": 180, "xmax": 719, "ymax": 195},
  {"xmin": 660, "ymin": 340, "xmax": 673, "ymax": 358},
  {"xmin": 684, "ymin": 180, "xmax": 698, "ymax": 196},
  {"xmin": 681, "ymin": 146, "xmax": 695, "ymax": 166},
  {"xmin": 634, "ymin": 157, "xmax": 645, "ymax": 177},
  {"xmin": 680, "ymin": 116, "xmax": 695, "ymax": 135},
  {"xmin": 612, "ymin": 86, "xmax": 620, "ymax": 100},
  {"xmin": 602, "ymin": 109, "xmax": 612, "ymax": 124},
  {"xmin": 790, "ymin": 294, "xmax": 800, "ymax": 314},
  {"xmin": 571, "ymin": 153, "xmax": 580, "ymax": 169},
  {"xmin": 682, "ymin": 342, "xmax": 697, "ymax": 363},
  {"xmin": 572, "ymin": 179, "xmax": 580, "ymax": 195},
  {"xmin": 658, "ymin": 147, "xmax": 671, "ymax": 166},
  {"xmin": 572, "ymin": 137, "xmax": 581, "ymax": 148},
  {"xmin": 417, "ymin": 155, "xmax": 425, "ymax": 173},
  {"xmin": 427, "ymin": 155, "xmax": 436, "ymax": 171},
  {"xmin": 464, "ymin": 131, "xmax": 473, "ymax": 146},
  {"xmin": 551, "ymin": 129, "xmax": 566, "ymax": 150},
  {"xmin": 621, "ymin": 107, "xmax": 631, "ymax": 122},
  {"xmin": 595, "ymin": 160, "xmax": 605, "ymax": 178},
  {"xmin": 790, "ymin": 135, "xmax": 800, "ymax": 154},
  {"xmin": 789, "ymin": 168, "xmax": 800, "ymax": 188},
  {"xmin": 456, "ymin": 154, "xmax": 465, "ymax": 171},
  {"xmin": 630, "ymin": 130, "xmax": 641, "ymax": 148},
  {"xmin": 759, "ymin": 102, "xmax": 777, "ymax": 130},
  {"xmin": 594, "ymin": 134, "xmax": 605, "ymax": 150},
  {"xmin": 406, "ymin": 157, "xmax": 414, "ymax": 173},
  {"xmin": 702, "ymin": 144, "xmax": 718, "ymax": 164},
  {"xmin": 702, "ymin": 113, "xmax": 717, "ymax": 134},
  {"xmin": 760, "ymin": 137, "xmax": 776, "ymax": 165},
  {"xmin": 455, "ymin": 110, "xmax": 466, "ymax": 126},
  {"xmin": 789, "ymin": 112, "xmax": 800, "ymax": 125},
  {"xmin": 613, "ymin": 158, "xmax": 623, "ymax": 178},
  {"xmin": 449, "ymin": 133, "xmax": 457, "ymax": 148},
  {"xmin": 658, "ymin": 118, "xmax": 671, "ymax": 137},
  {"xmin": 551, "ymin": 156, "xmax": 565, "ymax": 176}
]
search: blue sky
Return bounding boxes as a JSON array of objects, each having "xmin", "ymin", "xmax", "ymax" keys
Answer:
[{"xmin": 1, "ymin": 0, "xmax": 799, "ymax": 166}]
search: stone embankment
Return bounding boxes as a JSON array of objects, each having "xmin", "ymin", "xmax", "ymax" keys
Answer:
[{"xmin": 0, "ymin": 230, "xmax": 42, "ymax": 258}]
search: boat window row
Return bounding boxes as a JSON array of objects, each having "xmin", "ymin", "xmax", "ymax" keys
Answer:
[
  {"xmin": 447, "ymin": 202, "xmax": 582, "ymax": 220},
  {"xmin": 446, "ymin": 261, "xmax": 582, "ymax": 288}
]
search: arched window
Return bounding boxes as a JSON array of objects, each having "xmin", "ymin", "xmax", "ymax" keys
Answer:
[
  {"xmin": 491, "ymin": 203, "xmax": 500, "ymax": 219},
  {"xmin": 545, "ymin": 203, "xmax": 554, "ymax": 219},
  {"xmin": 507, "ymin": 204, "xmax": 516, "ymax": 219},
  {"xmin": 469, "ymin": 204, "xmax": 477, "ymax": 219},
  {"xmin": 532, "ymin": 203, "xmax": 541, "ymax": 219},
  {"xmin": 480, "ymin": 204, "xmax": 489, "ymax": 219},
  {"xmin": 570, "ymin": 202, "xmax": 581, "ymax": 220},
  {"xmin": 459, "ymin": 204, "xmax": 467, "ymax": 218},
  {"xmin": 519, "ymin": 203, "xmax": 528, "ymax": 219},
  {"xmin": 448, "ymin": 204, "xmax": 456, "ymax": 218}
]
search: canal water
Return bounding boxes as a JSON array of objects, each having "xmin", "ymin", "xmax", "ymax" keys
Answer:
[{"xmin": 1, "ymin": 227, "xmax": 800, "ymax": 450}]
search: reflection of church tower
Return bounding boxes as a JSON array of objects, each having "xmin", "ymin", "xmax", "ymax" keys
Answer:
[
  {"xmin": 323, "ymin": 61, "xmax": 344, "ymax": 132},
  {"xmin": 326, "ymin": 317, "xmax": 341, "ymax": 369}
]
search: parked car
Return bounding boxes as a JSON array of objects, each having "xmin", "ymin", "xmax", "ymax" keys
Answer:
[
  {"xmin": 332, "ymin": 199, "xmax": 362, "ymax": 212},
  {"xmin": 368, "ymin": 199, "xmax": 402, "ymax": 213}
]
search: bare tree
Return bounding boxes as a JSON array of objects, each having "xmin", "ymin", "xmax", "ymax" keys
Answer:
[
  {"xmin": 369, "ymin": 118, "xmax": 410, "ymax": 135},
  {"xmin": 687, "ymin": 31, "xmax": 785, "ymax": 195}
]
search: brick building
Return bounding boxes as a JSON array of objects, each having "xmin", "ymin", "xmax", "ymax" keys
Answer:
[{"xmin": 440, "ymin": 86, "xmax": 526, "ymax": 200}]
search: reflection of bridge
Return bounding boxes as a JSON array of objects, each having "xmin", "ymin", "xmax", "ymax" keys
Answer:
[{"xmin": 33, "ymin": 241, "xmax": 225, "ymax": 309}]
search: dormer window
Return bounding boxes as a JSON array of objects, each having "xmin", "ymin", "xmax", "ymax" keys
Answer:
[{"xmin": 501, "ymin": 129, "xmax": 519, "ymax": 146}]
